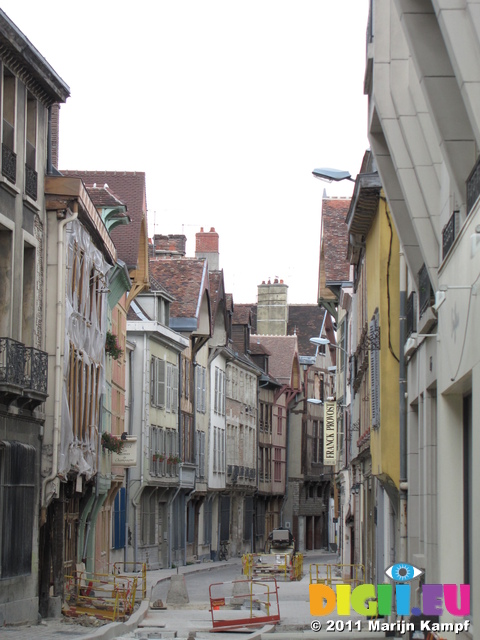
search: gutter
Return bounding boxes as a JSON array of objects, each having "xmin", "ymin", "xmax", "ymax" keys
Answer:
[
  {"xmin": 41, "ymin": 203, "xmax": 78, "ymax": 516},
  {"xmin": 399, "ymin": 251, "xmax": 408, "ymax": 562}
]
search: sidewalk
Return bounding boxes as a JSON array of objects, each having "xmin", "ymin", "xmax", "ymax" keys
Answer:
[{"xmin": 2, "ymin": 551, "xmax": 387, "ymax": 640}]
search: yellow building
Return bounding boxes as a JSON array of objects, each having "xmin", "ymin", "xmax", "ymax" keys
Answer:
[{"xmin": 346, "ymin": 153, "xmax": 400, "ymax": 580}]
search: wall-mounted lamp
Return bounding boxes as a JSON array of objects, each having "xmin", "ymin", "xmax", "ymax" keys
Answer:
[
  {"xmin": 433, "ymin": 283, "xmax": 476, "ymax": 312},
  {"xmin": 310, "ymin": 336, "xmax": 349, "ymax": 357},
  {"xmin": 307, "ymin": 398, "xmax": 323, "ymax": 405},
  {"xmin": 312, "ymin": 168, "xmax": 355, "ymax": 183},
  {"xmin": 351, "ymin": 482, "xmax": 360, "ymax": 495}
]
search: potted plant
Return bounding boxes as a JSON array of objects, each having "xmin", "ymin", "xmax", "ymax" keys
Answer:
[
  {"xmin": 167, "ymin": 454, "xmax": 181, "ymax": 465},
  {"xmin": 153, "ymin": 453, "xmax": 165, "ymax": 463},
  {"xmin": 101, "ymin": 431, "xmax": 125, "ymax": 454},
  {"xmin": 105, "ymin": 331, "xmax": 123, "ymax": 360}
]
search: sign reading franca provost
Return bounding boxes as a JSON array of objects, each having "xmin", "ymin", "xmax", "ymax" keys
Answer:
[{"xmin": 324, "ymin": 402, "xmax": 337, "ymax": 465}]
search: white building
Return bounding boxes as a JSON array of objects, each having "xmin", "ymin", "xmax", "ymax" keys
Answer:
[{"xmin": 365, "ymin": 1, "xmax": 478, "ymax": 632}]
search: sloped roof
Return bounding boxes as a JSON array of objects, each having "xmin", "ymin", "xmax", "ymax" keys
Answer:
[
  {"xmin": 250, "ymin": 335, "xmax": 298, "ymax": 385},
  {"xmin": 321, "ymin": 198, "xmax": 350, "ymax": 283},
  {"xmin": 61, "ymin": 170, "xmax": 147, "ymax": 270},
  {"xmin": 233, "ymin": 303, "xmax": 253, "ymax": 325},
  {"xmin": 209, "ymin": 270, "xmax": 226, "ymax": 330},
  {"xmin": 287, "ymin": 305, "xmax": 327, "ymax": 358},
  {"xmin": 149, "ymin": 257, "xmax": 209, "ymax": 321}
]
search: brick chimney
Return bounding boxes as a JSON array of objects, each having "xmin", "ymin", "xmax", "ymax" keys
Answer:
[
  {"xmin": 256, "ymin": 279, "xmax": 288, "ymax": 336},
  {"xmin": 195, "ymin": 227, "xmax": 219, "ymax": 270},
  {"xmin": 152, "ymin": 234, "xmax": 186, "ymax": 257}
]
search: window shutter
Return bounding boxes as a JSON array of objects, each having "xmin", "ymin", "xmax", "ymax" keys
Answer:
[
  {"xmin": 150, "ymin": 358, "xmax": 155, "ymax": 405},
  {"xmin": 172, "ymin": 365, "xmax": 178, "ymax": 413},
  {"xmin": 156, "ymin": 359, "xmax": 165, "ymax": 407},
  {"xmin": 370, "ymin": 314, "xmax": 380, "ymax": 429}
]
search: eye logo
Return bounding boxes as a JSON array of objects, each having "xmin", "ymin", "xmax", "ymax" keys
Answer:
[{"xmin": 385, "ymin": 563, "xmax": 423, "ymax": 583}]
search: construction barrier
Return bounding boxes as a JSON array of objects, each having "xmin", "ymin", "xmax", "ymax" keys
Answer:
[
  {"xmin": 242, "ymin": 552, "xmax": 303, "ymax": 581},
  {"xmin": 112, "ymin": 561, "xmax": 147, "ymax": 600},
  {"xmin": 309, "ymin": 563, "xmax": 364, "ymax": 588},
  {"xmin": 64, "ymin": 568, "xmax": 138, "ymax": 621},
  {"xmin": 209, "ymin": 578, "xmax": 281, "ymax": 631}
]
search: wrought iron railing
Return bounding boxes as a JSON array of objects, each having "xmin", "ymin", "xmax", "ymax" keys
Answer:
[
  {"xmin": 406, "ymin": 292, "xmax": 416, "ymax": 337},
  {"xmin": 23, "ymin": 346, "xmax": 48, "ymax": 394},
  {"xmin": 1, "ymin": 143, "xmax": 16, "ymax": 184},
  {"xmin": 442, "ymin": 210, "xmax": 458, "ymax": 260},
  {"xmin": 25, "ymin": 163, "xmax": 38, "ymax": 200},
  {"xmin": 467, "ymin": 156, "xmax": 480, "ymax": 214},
  {"xmin": 0, "ymin": 337, "xmax": 25, "ymax": 387},
  {"xmin": 418, "ymin": 264, "xmax": 433, "ymax": 317}
]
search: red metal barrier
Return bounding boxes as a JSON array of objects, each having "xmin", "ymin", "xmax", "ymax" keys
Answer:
[{"xmin": 209, "ymin": 577, "xmax": 281, "ymax": 632}]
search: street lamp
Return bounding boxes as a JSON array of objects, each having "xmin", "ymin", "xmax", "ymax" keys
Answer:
[
  {"xmin": 309, "ymin": 337, "xmax": 349, "ymax": 357},
  {"xmin": 312, "ymin": 168, "xmax": 355, "ymax": 183}
]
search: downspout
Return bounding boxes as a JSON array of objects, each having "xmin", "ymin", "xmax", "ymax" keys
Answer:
[
  {"xmin": 41, "ymin": 203, "xmax": 79, "ymax": 516},
  {"xmin": 399, "ymin": 250, "xmax": 408, "ymax": 563},
  {"xmin": 125, "ymin": 344, "xmax": 135, "ymax": 564},
  {"xmin": 132, "ymin": 332, "xmax": 148, "ymax": 565}
]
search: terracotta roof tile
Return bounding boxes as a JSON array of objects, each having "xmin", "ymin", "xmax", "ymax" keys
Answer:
[
  {"xmin": 233, "ymin": 304, "xmax": 253, "ymax": 325},
  {"xmin": 149, "ymin": 257, "xmax": 208, "ymax": 319},
  {"xmin": 61, "ymin": 170, "xmax": 147, "ymax": 270},
  {"xmin": 250, "ymin": 335, "xmax": 298, "ymax": 384},
  {"xmin": 321, "ymin": 198, "xmax": 350, "ymax": 283},
  {"xmin": 287, "ymin": 305, "xmax": 327, "ymax": 357}
]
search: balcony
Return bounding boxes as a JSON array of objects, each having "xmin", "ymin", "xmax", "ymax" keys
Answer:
[
  {"xmin": 467, "ymin": 156, "xmax": 480, "ymax": 215},
  {"xmin": 25, "ymin": 163, "xmax": 38, "ymax": 200},
  {"xmin": 1, "ymin": 143, "xmax": 16, "ymax": 184},
  {"xmin": 406, "ymin": 292, "xmax": 416, "ymax": 338},
  {"xmin": 442, "ymin": 210, "xmax": 459, "ymax": 260},
  {"xmin": 0, "ymin": 338, "xmax": 48, "ymax": 409}
]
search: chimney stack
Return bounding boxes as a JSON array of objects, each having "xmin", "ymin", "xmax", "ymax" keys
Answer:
[
  {"xmin": 256, "ymin": 279, "xmax": 289, "ymax": 336},
  {"xmin": 152, "ymin": 234, "xmax": 187, "ymax": 257},
  {"xmin": 195, "ymin": 227, "xmax": 220, "ymax": 270}
]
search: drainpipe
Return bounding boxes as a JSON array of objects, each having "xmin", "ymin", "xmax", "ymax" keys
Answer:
[
  {"xmin": 41, "ymin": 203, "xmax": 78, "ymax": 516},
  {"xmin": 125, "ymin": 344, "xmax": 135, "ymax": 565},
  {"xmin": 399, "ymin": 251, "xmax": 408, "ymax": 563},
  {"xmin": 132, "ymin": 332, "xmax": 148, "ymax": 564}
]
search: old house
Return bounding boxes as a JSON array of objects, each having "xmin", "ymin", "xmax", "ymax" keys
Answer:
[
  {"xmin": 0, "ymin": 9, "xmax": 69, "ymax": 624},
  {"xmin": 149, "ymin": 237, "xmax": 211, "ymax": 564}
]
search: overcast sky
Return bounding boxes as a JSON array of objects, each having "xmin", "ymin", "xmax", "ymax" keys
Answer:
[{"xmin": 3, "ymin": 0, "xmax": 369, "ymax": 303}]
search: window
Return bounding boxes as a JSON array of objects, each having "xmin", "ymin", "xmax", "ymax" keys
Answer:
[
  {"xmin": 68, "ymin": 343, "xmax": 101, "ymax": 442},
  {"xmin": 214, "ymin": 367, "xmax": 226, "ymax": 415},
  {"xmin": 182, "ymin": 414, "xmax": 194, "ymax": 463},
  {"xmin": 150, "ymin": 357, "xmax": 165, "ymax": 407},
  {"xmin": 196, "ymin": 430, "xmax": 206, "ymax": 480},
  {"xmin": 259, "ymin": 402, "xmax": 272, "ymax": 433},
  {"xmin": 274, "ymin": 448, "xmax": 282, "ymax": 482},
  {"xmin": 182, "ymin": 356, "xmax": 190, "ymax": 400},
  {"xmin": 166, "ymin": 362, "xmax": 178, "ymax": 413},
  {"xmin": 277, "ymin": 407, "xmax": 283, "ymax": 435},
  {"xmin": 312, "ymin": 420, "xmax": 322, "ymax": 463},
  {"xmin": 25, "ymin": 92, "xmax": 37, "ymax": 199},
  {"xmin": 0, "ymin": 441, "xmax": 35, "ymax": 578},
  {"xmin": 150, "ymin": 426, "xmax": 166, "ymax": 477},
  {"xmin": 2, "ymin": 68, "xmax": 16, "ymax": 184},
  {"xmin": 196, "ymin": 365, "xmax": 206, "ymax": 412},
  {"xmin": 112, "ymin": 488, "xmax": 126, "ymax": 550}
]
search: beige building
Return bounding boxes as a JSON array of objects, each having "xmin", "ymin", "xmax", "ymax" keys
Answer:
[{"xmin": 365, "ymin": 0, "xmax": 478, "ymax": 632}]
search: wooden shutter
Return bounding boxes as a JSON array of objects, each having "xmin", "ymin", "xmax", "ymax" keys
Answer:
[{"xmin": 156, "ymin": 359, "xmax": 165, "ymax": 407}]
